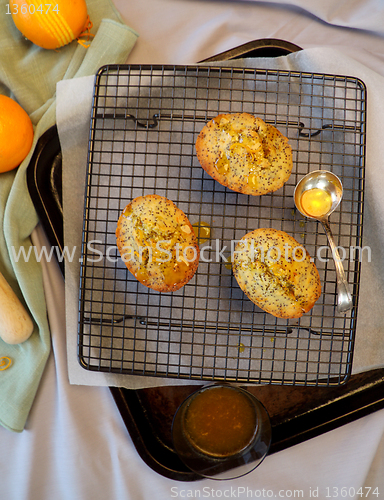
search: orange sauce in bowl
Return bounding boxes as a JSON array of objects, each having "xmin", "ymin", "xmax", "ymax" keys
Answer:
[{"xmin": 184, "ymin": 386, "xmax": 257, "ymax": 458}]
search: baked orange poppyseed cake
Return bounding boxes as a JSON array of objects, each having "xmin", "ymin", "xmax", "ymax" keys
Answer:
[
  {"xmin": 116, "ymin": 195, "xmax": 200, "ymax": 292},
  {"xmin": 195, "ymin": 112, "xmax": 293, "ymax": 196},
  {"xmin": 232, "ymin": 228, "xmax": 321, "ymax": 318}
]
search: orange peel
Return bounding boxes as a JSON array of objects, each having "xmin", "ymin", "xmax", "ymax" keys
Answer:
[{"xmin": 0, "ymin": 357, "xmax": 12, "ymax": 371}]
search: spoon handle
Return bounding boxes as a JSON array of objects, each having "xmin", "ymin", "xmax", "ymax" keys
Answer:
[{"xmin": 321, "ymin": 219, "xmax": 353, "ymax": 314}]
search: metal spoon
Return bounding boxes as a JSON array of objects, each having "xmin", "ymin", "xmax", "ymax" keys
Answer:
[{"xmin": 294, "ymin": 170, "xmax": 353, "ymax": 314}]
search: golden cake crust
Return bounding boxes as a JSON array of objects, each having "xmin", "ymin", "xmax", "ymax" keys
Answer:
[
  {"xmin": 232, "ymin": 228, "xmax": 321, "ymax": 318},
  {"xmin": 195, "ymin": 112, "xmax": 293, "ymax": 196},
  {"xmin": 116, "ymin": 195, "xmax": 200, "ymax": 292}
]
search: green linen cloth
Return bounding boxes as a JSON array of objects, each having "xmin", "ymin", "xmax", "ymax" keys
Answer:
[{"xmin": 0, "ymin": 0, "xmax": 138, "ymax": 432}]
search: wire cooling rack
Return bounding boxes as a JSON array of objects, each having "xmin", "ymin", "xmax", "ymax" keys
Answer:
[{"xmin": 78, "ymin": 64, "xmax": 366, "ymax": 387}]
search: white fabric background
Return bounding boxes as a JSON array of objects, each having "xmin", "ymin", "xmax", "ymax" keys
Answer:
[{"xmin": 1, "ymin": 1, "xmax": 384, "ymax": 499}]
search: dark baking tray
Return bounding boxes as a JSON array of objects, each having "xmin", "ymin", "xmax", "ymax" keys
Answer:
[{"xmin": 27, "ymin": 40, "xmax": 384, "ymax": 481}]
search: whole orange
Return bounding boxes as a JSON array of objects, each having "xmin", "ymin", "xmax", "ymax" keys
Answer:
[
  {"xmin": 0, "ymin": 95, "xmax": 34, "ymax": 173},
  {"xmin": 10, "ymin": 0, "xmax": 89, "ymax": 50}
]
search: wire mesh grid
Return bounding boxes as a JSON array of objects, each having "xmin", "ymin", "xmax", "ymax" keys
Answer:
[{"xmin": 78, "ymin": 64, "xmax": 366, "ymax": 386}]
